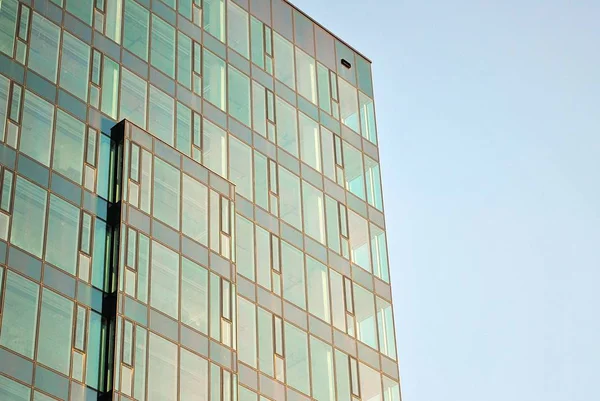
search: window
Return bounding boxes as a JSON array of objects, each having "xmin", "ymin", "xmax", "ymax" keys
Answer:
[
  {"xmin": 349, "ymin": 210, "xmax": 371, "ymax": 271},
  {"xmin": 120, "ymin": 68, "xmax": 147, "ymax": 129},
  {"xmin": 0, "ymin": 75, "xmax": 8, "ymax": 141},
  {"xmin": 360, "ymin": 92, "xmax": 377, "ymax": 144},
  {"xmin": 46, "ymin": 195, "xmax": 80, "ymax": 275},
  {"xmin": 203, "ymin": 0, "xmax": 225, "ymax": 42},
  {"xmin": 302, "ymin": 181, "xmax": 325, "ymax": 244},
  {"xmin": 37, "ymin": 289, "xmax": 74, "ymax": 375},
  {"xmin": 306, "ymin": 256, "xmax": 330, "ymax": 322},
  {"xmin": 250, "ymin": 16, "xmax": 265, "ymax": 69},
  {"xmin": 177, "ymin": 32, "xmax": 192, "ymax": 89},
  {"xmin": 284, "ymin": 323, "xmax": 310, "ymax": 395},
  {"xmin": 123, "ymin": 0, "xmax": 149, "ymax": 61},
  {"xmin": 150, "ymin": 241, "xmax": 179, "ymax": 318},
  {"xmin": 149, "ymin": 86, "xmax": 175, "ymax": 145},
  {"xmin": 227, "ymin": 1, "xmax": 249, "ymax": 58},
  {"xmin": 182, "ymin": 174, "xmax": 208, "ymax": 245},
  {"xmin": 0, "ymin": 375, "xmax": 31, "ymax": 401},
  {"xmin": 180, "ymin": 349, "xmax": 208, "ymax": 400},
  {"xmin": 343, "ymin": 142, "xmax": 365, "ymax": 200},
  {"xmin": 86, "ymin": 311, "xmax": 104, "ymax": 389},
  {"xmin": 0, "ymin": 0, "xmax": 17, "ymax": 57},
  {"xmin": 53, "ymin": 109, "xmax": 85, "ymax": 184},
  {"xmin": 275, "ymin": 97, "xmax": 298, "ymax": 156},
  {"xmin": 356, "ymin": 55, "xmax": 374, "ymax": 97},
  {"xmin": 176, "ymin": 102, "xmax": 192, "ymax": 155},
  {"xmin": 181, "ymin": 257, "xmax": 208, "ymax": 333},
  {"xmin": 236, "ymin": 215, "xmax": 255, "ymax": 280},
  {"xmin": 21, "ymin": 90, "xmax": 54, "ymax": 166},
  {"xmin": 105, "ymin": 0, "xmax": 123, "ymax": 43},
  {"xmin": 202, "ymin": 118, "xmax": 227, "ymax": 177},
  {"xmin": 29, "ymin": 13, "xmax": 60, "ymax": 82},
  {"xmin": 298, "ymin": 113, "xmax": 321, "ymax": 172},
  {"xmin": 229, "ymin": 136, "xmax": 253, "ymax": 200},
  {"xmin": 365, "ymin": 155, "xmax": 383, "ymax": 210},
  {"xmin": 238, "ymin": 296, "xmax": 257, "ymax": 367},
  {"xmin": 252, "ymin": 81, "xmax": 267, "ymax": 137},
  {"xmin": 148, "ymin": 333, "xmax": 178, "ymax": 401},
  {"xmin": 334, "ymin": 350, "xmax": 351, "ymax": 400},
  {"xmin": 354, "ymin": 284, "xmax": 378, "ymax": 349},
  {"xmin": 321, "ymin": 127, "xmax": 335, "ymax": 181},
  {"xmin": 11, "ymin": 177, "xmax": 47, "ymax": 257},
  {"xmin": 296, "ymin": 48, "xmax": 317, "ymax": 104},
  {"xmin": 360, "ymin": 363, "xmax": 383, "ymax": 401},
  {"xmin": 254, "ymin": 150, "xmax": 268, "ymax": 210},
  {"xmin": 329, "ymin": 270, "xmax": 346, "ymax": 332},
  {"xmin": 151, "ymin": 15, "xmax": 175, "ymax": 78},
  {"xmin": 278, "ymin": 167, "xmax": 302, "ymax": 229},
  {"xmin": 228, "ymin": 67, "xmax": 251, "ymax": 126},
  {"xmin": 66, "ymin": 0, "xmax": 93, "ymax": 25},
  {"xmin": 336, "ymin": 40, "xmax": 356, "ymax": 84},
  {"xmin": 274, "ymin": 32, "xmax": 295, "ymax": 89},
  {"xmin": 282, "ymin": 241, "xmax": 305, "ymax": 309},
  {"xmin": 153, "ymin": 158, "xmax": 180, "ymax": 230},
  {"xmin": 101, "ymin": 56, "xmax": 120, "ymax": 119},
  {"xmin": 377, "ymin": 297, "xmax": 397, "ymax": 360},
  {"xmin": 60, "ymin": 31, "xmax": 90, "ymax": 101},
  {"xmin": 203, "ymin": 49, "xmax": 226, "ymax": 111},
  {"xmin": 338, "ymin": 78, "xmax": 360, "ymax": 133},
  {"xmin": 257, "ymin": 308, "xmax": 273, "ymax": 376},
  {"xmin": 383, "ymin": 376, "xmax": 402, "ymax": 401},
  {"xmin": 310, "ymin": 337, "xmax": 335, "ymax": 401},
  {"xmin": 0, "ymin": 272, "xmax": 39, "ymax": 358}
]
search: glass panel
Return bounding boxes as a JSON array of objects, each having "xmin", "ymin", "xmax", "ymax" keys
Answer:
[
  {"xmin": 257, "ymin": 307, "xmax": 273, "ymax": 376},
  {"xmin": 317, "ymin": 63, "xmax": 331, "ymax": 113},
  {"xmin": 273, "ymin": 32, "xmax": 295, "ymax": 89},
  {"xmin": 228, "ymin": 67, "xmax": 251, "ymax": 126},
  {"xmin": 329, "ymin": 270, "xmax": 345, "ymax": 331},
  {"xmin": 0, "ymin": 170, "xmax": 12, "ymax": 212},
  {"xmin": 150, "ymin": 241, "xmax": 179, "ymax": 318},
  {"xmin": 278, "ymin": 167, "xmax": 302, "ymax": 229},
  {"xmin": 370, "ymin": 223, "xmax": 389, "ymax": 282},
  {"xmin": 377, "ymin": 297, "xmax": 397, "ymax": 360},
  {"xmin": 349, "ymin": 210, "xmax": 371, "ymax": 272},
  {"xmin": 310, "ymin": 336, "xmax": 335, "ymax": 401},
  {"xmin": 0, "ymin": 375, "xmax": 31, "ymax": 401},
  {"xmin": 357, "ymin": 56, "xmax": 374, "ymax": 97},
  {"xmin": 253, "ymin": 151, "xmax": 268, "ymax": 210},
  {"xmin": 227, "ymin": 1, "xmax": 249, "ymax": 58},
  {"xmin": 181, "ymin": 257, "xmax": 208, "ymax": 333},
  {"xmin": 360, "ymin": 93, "xmax": 377, "ymax": 144},
  {"xmin": 66, "ymin": 0, "xmax": 93, "ymax": 25},
  {"xmin": 86, "ymin": 311, "xmax": 103, "ymax": 389},
  {"xmin": 202, "ymin": 118, "xmax": 227, "ymax": 177},
  {"xmin": 250, "ymin": 17, "xmax": 264, "ymax": 69},
  {"xmin": 29, "ymin": 13, "xmax": 60, "ymax": 83},
  {"xmin": 54, "ymin": 109, "xmax": 86, "ymax": 184},
  {"xmin": 134, "ymin": 326, "xmax": 147, "ymax": 399},
  {"xmin": 123, "ymin": 319, "xmax": 133, "ymax": 365},
  {"xmin": 180, "ymin": 348, "xmax": 209, "ymax": 401},
  {"xmin": 11, "ymin": 177, "xmax": 47, "ymax": 257},
  {"xmin": 120, "ymin": 68, "xmax": 147, "ymax": 129},
  {"xmin": 21, "ymin": 90, "xmax": 54, "ymax": 166},
  {"xmin": 339, "ymin": 78, "xmax": 360, "ymax": 133},
  {"xmin": 210, "ymin": 363, "xmax": 221, "ymax": 401},
  {"xmin": 383, "ymin": 376, "xmax": 401, "ymax": 401},
  {"xmin": 302, "ymin": 181, "xmax": 325, "ymax": 244},
  {"xmin": 46, "ymin": 195, "xmax": 80, "ymax": 275},
  {"xmin": 178, "ymin": 32, "xmax": 192, "ymax": 89},
  {"xmin": 97, "ymin": 134, "xmax": 113, "ymax": 200},
  {"xmin": 306, "ymin": 256, "xmax": 330, "ymax": 322},
  {"xmin": 284, "ymin": 323, "xmax": 309, "ymax": 395},
  {"xmin": 153, "ymin": 158, "xmax": 180, "ymax": 230},
  {"xmin": 0, "ymin": 272, "xmax": 39, "ymax": 358},
  {"xmin": 37, "ymin": 289, "xmax": 73, "ymax": 374},
  {"xmin": 148, "ymin": 333, "xmax": 178, "ymax": 401},
  {"xmin": 105, "ymin": 0, "xmax": 123, "ymax": 43},
  {"xmin": 101, "ymin": 56, "xmax": 119, "ymax": 118},
  {"xmin": 238, "ymin": 296, "xmax": 257, "ymax": 367},
  {"xmin": 365, "ymin": 156, "xmax": 383, "ymax": 210},
  {"xmin": 203, "ymin": 49, "xmax": 226, "ymax": 111},
  {"xmin": 354, "ymin": 284, "xmax": 378, "ymax": 349},
  {"xmin": 75, "ymin": 305, "xmax": 86, "ymax": 350},
  {"xmin": 148, "ymin": 85, "xmax": 175, "ymax": 145},
  {"xmin": 203, "ymin": 0, "xmax": 225, "ymax": 42},
  {"xmin": 252, "ymin": 81, "xmax": 266, "ymax": 137},
  {"xmin": 275, "ymin": 97, "xmax": 298, "ymax": 156},
  {"xmin": 344, "ymin": 142, "xmax": 365, "ymax": 200},
  {"xmin": 296, "ymin": 48, "xmax": 317, "ymax": 104},
  {"xmin": 236, "ymin": 215, "xmax": 255, "ymax": 280},
  {"xmin": 229, "ymin": 136, "xmax": 252, "ymax": 200},
  {"xmin": 360, "ymin": 363, "xmax": 382, "ymax": 401},
  {"xmin": 0, "ymin": 75, "xmax": 8, "ymax": 141},
  {"xmin": 60, "ymin": 31, "xmax": 91, "ymax": 101},
  {"xmin": 182, "ymin": 174, "xmax": 208, "ymax": 244},
  {"xmin": 334, "ymin": 350, "xmax": 351, "ymax": 400},
  {"xmin": 209, "ymin": 273, "xmax": 220, "ymax": 340},
  {"xmin": 282, "ymin": 241, "xmax": 305, "ymax": 309},
  {"xmin": 91, "ymin": 218, "xmax": 108, "ymax": 290},
  {"xmin": 0, "ymin": 0, "xmax": 17, "ymax": 57},
  {"xmin": 123, "ymin": 0, "xmax": 149, "ymax": 61},
  {"xmin": 298, "ymin": 113, "xmax": 321, "ymax": 172},
  {"xmin": 151, "ymin": 15, "xmax": 176, "ymax": 78}
]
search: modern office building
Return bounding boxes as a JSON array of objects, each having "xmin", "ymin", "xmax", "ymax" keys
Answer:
[{"xmin": 0, "ymin": 0, "xmax": 400, "ymax": 400}]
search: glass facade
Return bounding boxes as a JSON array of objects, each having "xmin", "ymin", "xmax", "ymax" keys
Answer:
[{"xmin": 0, "ymin": 0, "xmax": 400, "ymax": 400}]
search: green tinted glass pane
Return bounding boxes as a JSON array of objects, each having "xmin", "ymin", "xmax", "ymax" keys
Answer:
[
  {"xmin": 284, "ymin": 323, "xmax": 309, "ymax": 394},
  {"xmin": 29, "ymin": 13, "xmax": 60, "ymax": 83},
  {"xmin": 302, "ymin": 181, "xmax": 325, "ymax": 244},
  {"xmin": 159, "ymin": 0, "xmax": 175, "ymax": 8},
  {"xmin": 251, "ymin": 81, "xmax": 266, "ymax": 137},
  {"xmin": 377, "ymin": 297, "xmax": 397, "ymax": 360},
  {"xmin": 278, "ymin": 167, "xmax": 302, "ymax": 229},
  {"xmin": 11, "ymin": 177, "xmax": 47, "ymax": 257},
  {"xmin": 177, "ymin": 32, "xmax": 192, "ymax": 89},
  {"xmin": 354, "ymin": 284, "xmax": 377, "ymax": 349},
  {"xmin": 239, "ymin": 386, "xmax": 258, "ymax": 401},
  {"xmin": 334, "ymin": 350, "xmax": 351, "ymax": 400},
  {"xmin": 317, "ymin": 63, "xmax": 331, "ymax": 113},
  {"xmin": 257, "ymin": 308, "xmax": 273, "ymax": 376},
  {"xmin": 46, "ymin": 195, "xmax": 80, "ymax": 274},
  {"xmin": 60, "ymin": 32, "xmax": 91, "ymax": 101},
  {"xmin": 203, "ymin": 0, "xmax": 225, "ymax": 41},
  {"xmin": 151, "ymin": 15, "xmax": 175, "ymax": 78},
  {"xmin": 91, "ymin": 218, "xmax": 108, "ymax": 290},
  {"xmin": 299, "ymin": 113, "xmax": 321, "ymax": 172},
  {"xmin": 209, "ymin": 273, "xmax": 220, "ymax": 340},
  {"xmin": 343, "ymin": 142, "xmax": 365, "ymax": 199},
  {"xmin": 176, "ymin": 102, "xmax": 192, "ymax": 154},
  {"xmin": 134, "ymin": 326, "xmax": 147, "ymax": 399},
  {"xmin": 181, "ymin": 257, "xmax": 208, "ymax": 333},
  {"xmin": 0, "ymin": 272, "xmax": 39, "ymax": 358},
  {"xmin": 178, "ymin": 0, "xmax": 192, "ymax": 20},
  {"xmin": 148, "ymin": 333, "xmax": 177, "ymax": 401},
  {"xmin": 296, "ymin": 48, "xmax": 317, "ymax": 104},
  {"xmin": 34, "ymin": 391, "xmax": 56, "ymax": 401},
  {"xmin": 371, "ymin": 224, "xmax": 389, "ymax": 282},
  {"xmin": 383, "ymin": 377, "xmax": 401, "ymax": 401},
  {"xmin": 356, "ymin": 55, "xmax": 374, "ymax": 97},
  {"xmin": 54, "ymin": 109, "xmax": 85, "ymax": 183},
  {"xmin": 153, "ymin": 158, "xmax": 180, "ymax": 229},
  {"xmin": 238, "ymin": 296, "xmax": 257, "ymax": 367},
  {"xmin": 306, "ymin": 256, "xmax": 330, "ymax": 322},
  {"xmin": 228, "ymin": 67, "xmax": 251, "ymax": 126},
  {"xmin": 21, "ymin": 90, "xmax": 54, "ymax": 166},
  {"xmin": 180, "ymin": 349, "xmax": 208, "ymax": 400},
  {"xmin": 148, "ymin": 86, "xmax": 174, "ymax": 145},
  {"xmin": 101, "ymin": 57, "xmax": 120, "ymax": 119},
  {"xmin": 97, "ymin": 134, "xmax": 113, "ymax": 201},
  {"xmin": 253, "ymin": 151, "xmax": 268, "ymax": 210},
  {"xmin": 282, "ymin": 241, "xmax": 305, "ymax": 309},
  {"xmin": 273, "ymin": 33, "xmax": 295, "ymax": 89},
  {"xmin": 0, "ymin": 374, "xmax": 31, "ymax": 401},
  {"xmin": 310, "ymin": 336, "xmax": 335, "ymax": 401},
  {"xmin": 360, "ymin": 93, "xmax": 377, "ymax": 144},
  {"xmin": 120, "ymin": 68, "xmax": 147, "ymax": 128},
  {"xmin": 182, "ymin": 174, "xmax": 208, "ymax": 245},
  {"xmin": 320, "ymin": 127, "xmax": 335, "ymax": 181},
  {"xmin": 86, "ymin": 312, "xmax": 103, "ymax": 389},
  {"xmin": 229, "ymin": 137, "xmax": 252, "ymax": 200},
  {"xmin": 275, "ymin": 97, "xmax": 298, "ymax": 156},
  {"xmin": 349, "ymin": 210, "xmax": 370, "ymax": 271},
  {"xmin": 105, "ymin": 0, "xmax": 123, "ymax": 43},
  {"xmin": 67, "ymin": 0, "xmax": 93, "ymax": 25},
  {"xmin": 236, "ymin": 215, "xmax": 254, "ymax": 280},
  {"xmin": 150, "ymin": 241, "xmax": 179, "ymax": 318},
  {"xmin": 0, "ymin": 0, "xmax": 17, "ymax": 57},
  {"xmin": 365, "ymin": 156, "xmax": 383, "ymax": 210},
  {"xmin": 37, "ymin": 289, "xmax": 74, "ymax": 374},
  {"xmin": 339, "ymin": 78, "xmax": 360, "ymax": 133},
  {"xmin": 250, "ymin": 17, "xmax": 264, "ymax": 69},
  {"xmin": 202, "ymin": 118, "xmax": 227, "ymax": 177},
  {"xmin": 0, "ymin": 75, "xmax": 8, "ymax": 141},
  {"xmin": 227, "ymin": 1, "xmax": 249, "ymax": 58},
  {"xmin": 335, "ymin": 41, "xmax": 356, "ymax": 84},
  {"xmin": 203, "ymin": 49, "xmax": 226, "ymax": 111},
  {"xmin": 123, "ymin": 0, "xmax": 149, "ymax": 61}
]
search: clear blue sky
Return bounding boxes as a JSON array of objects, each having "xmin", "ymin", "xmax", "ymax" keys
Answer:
[{"xmin": 299, "ymin": 1, "xmax": 600, "ymax": 400}]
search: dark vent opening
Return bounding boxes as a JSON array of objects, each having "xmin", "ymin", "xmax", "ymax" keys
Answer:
[{"xmin": 341, "ymin": 59, "xmax": 352, "ymax": 69}]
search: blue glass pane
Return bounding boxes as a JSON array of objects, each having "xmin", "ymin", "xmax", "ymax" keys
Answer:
[
  {"xmin": 28, "ymin": 13, "xmax": 60, "ymax": 83},
  {"xmin": 37, "ymin": 289, "xmax": 74, "ymax": 374},
  {"xmin": 53, "ymin": 109, "xmax": 85, "ymax": 183},
  {"xmin": 11, "ymin": 177, "xmax": 47, "ymax": 257},
  {"xmin": 0, "ymin": 374, "xmax": 31, "ymax": 401},
  {"xmin": 46, "ymin": 195, "xmax": 80, "ymax": 275},
  {"xmin": 21, "ymin": 91, "xmax": 54, "ymax": 167},
  {"xmin": 0, "ymin": 0, "xmax": 18, "ymax": 57},
  {"xmin": 60, "ymin": 32, "xmax": 91, "ymax": 101}
]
